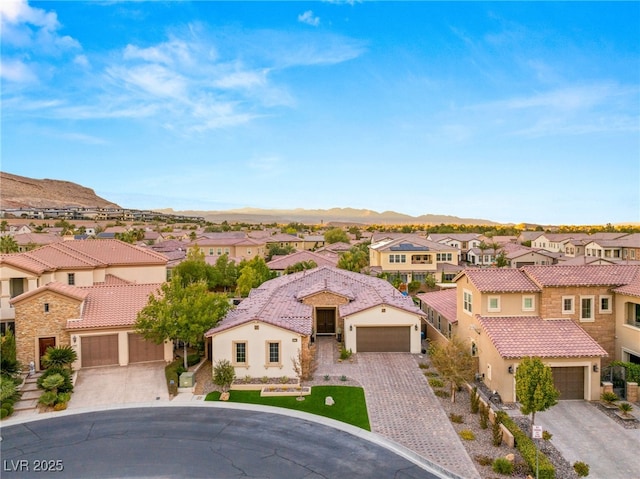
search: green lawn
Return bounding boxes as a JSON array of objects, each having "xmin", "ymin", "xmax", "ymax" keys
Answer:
[{"xmin": 205, "ymin": 386, "xmax": 370, "ymax": 430}]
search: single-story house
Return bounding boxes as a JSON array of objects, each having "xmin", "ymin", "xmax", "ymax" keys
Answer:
[{"xmin": 205, "ymin": 266, "xmax": 426, "ymax": 379}]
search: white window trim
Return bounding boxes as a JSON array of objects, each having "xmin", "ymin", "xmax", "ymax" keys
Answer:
[
  {"xmin": 522, "ymin": 295, "xmax": 535, "ymax": 312},
  {"xmin": 562, "ymin": 295, "xmax": 575, "ymax": 315},
  {"xmin": 463, "ymin": 289, "xmax": 473, "ymax": 316},
  {"xmin": 580, "ymin": 295, "xmax": 595, "ymax": 322},
  {"xmin": 487, "ymin": 296, "xmax": 501, "ymax": 313},
  {"xmin": 599, "ymin": 295, "xmax": 612, "ymax": 314}
]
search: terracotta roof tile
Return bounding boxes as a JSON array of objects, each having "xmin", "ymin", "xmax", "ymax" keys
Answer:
[
  {"xmin": 10, "ymin": 281, "xmax": 89, "ymax": 304},
  {"xmin": 477, "ymin": 316, "xmax": 608, "ymax": 359},
  {"xmin": 206, "ymin": 266, "xmax": 425, "ymax": 336},
  {"xmin": 522, "ymin": 264, "xmax": 640, "ymax": 287},
  {"xmin": 460, "ymin": 269, "xmax": 541, "ymax": 293},
  {"xmin": 267, "ymin": 250, "xmax": 338, "ymax": 270},
  {"xmin": 612, "ymin": 271, "xmax": 640, "ymax": 298},
  {"xmin": 67, "ymin": 283, "xmax": 162, "ymax": 330},
  {"xmin": 416, "ymin": 289, "xmax": 457, "ymax": 322}
]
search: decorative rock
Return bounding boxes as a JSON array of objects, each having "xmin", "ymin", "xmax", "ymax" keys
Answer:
[
  {"xmin": 505, "ymin": 453, "xmax": 515, "ymax": 462},
  {"xmin": 220, "ymin": 392, "xmax": 230, "ymax": 401},
  {"xmin": 325, "ymin": 396, "xmax": 335, "ymax": 406}
]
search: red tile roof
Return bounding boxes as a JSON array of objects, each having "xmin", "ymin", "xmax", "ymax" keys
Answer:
[
  {"xmin": 416, "ymin": 289, "xmax": 457, "ymax": 322},
  {"xmin": 67, "ymin": 283, "xmax": 162, "ymax": 330},
  {"xmin": 522, "ymin": 264, "xmax": 640, "ymax": 287},
  {"xmin": 206, "ymin": 266, "xmax": 425, "ymax": 336},
  {"xmin": 10, "ymin": 281, "xmax": 89, "ymax": 305},
  {"xmin": 477, "ymin": 316, "xmax": 608, "ymax": 359},
  {"xmin": 267, "ymin": 250, "xmax": 338, "ymax": 270},
  {"xmin": 612, "ymin": 272, "xmax": 640, "ymax": 298},
  {"xmin": 459, "ymin": 269, "xmax": 541, "ymax": 293}
]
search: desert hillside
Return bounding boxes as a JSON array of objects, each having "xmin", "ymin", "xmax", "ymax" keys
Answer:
[{"xmin": 0, "ymin": 172, "xmax": 120, "ymax": 209}]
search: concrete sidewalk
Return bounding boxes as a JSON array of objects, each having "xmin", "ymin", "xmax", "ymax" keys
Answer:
[{"xmin": 536, "ymin": 401, "xmax": 640, "ymax": 479}]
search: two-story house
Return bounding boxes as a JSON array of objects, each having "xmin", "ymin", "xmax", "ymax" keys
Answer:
[
  {"xmin": 2, "ymin": 240, "xmax": 172, "ymax": 371},
  {"xmin": 189, "ymin": 233, "xmax": 266, "ymax": 261},
  {"xmin": 369, "ymin": 234, "xmax": 459, "ymax": 284},
  {"xmin": 441, "ymin": 264, "xmax": 640, "ymax": 403},
  {"xmin": 426, "ymin": 233, "xmax": 483, "ymax": 263}
]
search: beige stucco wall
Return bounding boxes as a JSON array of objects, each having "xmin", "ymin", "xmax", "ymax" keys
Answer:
[
  {"xmin": 614, "ymin": 292, "xmax": 640, "ymax": 363},
  {"xmin": 478, "ymin": 291, "xmax": 540, "ymax": 317},
  {"xmin": 0, "ymin": 265, "xmax": 40, "ymax": 321},
  {"xmin": 210, "ymin": 322, "xmax": 303, "ymax": 379},
  {"xmin": 343, "ymin": 306, "xmax": 423, "ymax": 353},
  {"xmin": 13, "ymin": 291, "xmax": 78, "ymax": 371}
]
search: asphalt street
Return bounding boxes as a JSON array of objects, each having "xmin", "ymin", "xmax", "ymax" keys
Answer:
[{"xmin": 1, "ymin": 407, "xmax": 446, "ymax": 479}]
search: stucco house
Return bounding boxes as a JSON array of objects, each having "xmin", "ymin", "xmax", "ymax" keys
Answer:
[
  {"xmin": 188, "ymin": 233, "xmax": 266, "ymax": 261},
  {"xmin": 369, "ymin": 234, "xmax": 459, "ymax": 284},
  {"xmin": 1, "ymin": 239, "xmax": 171, "ymax": 370},
  {"xmin": 205, "ymin": 266, "xmax": 426, "ymax": 379},
  {"xmin": 449, "ymin": 265, "xmax": 640, "ymax": 402}
]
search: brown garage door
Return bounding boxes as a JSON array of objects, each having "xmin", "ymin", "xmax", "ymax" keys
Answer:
[
  {"xmin": 81, "ymin": 335, "xmax": 118, "ymax": 368},
  {"xmin": 356, "ymin": 326, "xmax": 411, "ymax": 352},
  {"xmin": 552, "ymin": 366, "xmax": 585, "ymax": 400},
  {"xmin": 128, "ymin": 333, "xmax": 164, "ymax": 363}
]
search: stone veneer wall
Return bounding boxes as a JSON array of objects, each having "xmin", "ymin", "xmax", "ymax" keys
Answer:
[
  {"xmin": 302, "ymin": 292, "xmax": 349, "ymax": 334},
  {"xmin": 539, "ymin": 286, "xmax": 615, "ymax": 367},
  {"xmin": 14, "ymin": 292, "xmax": 80, "ymax": 370}
]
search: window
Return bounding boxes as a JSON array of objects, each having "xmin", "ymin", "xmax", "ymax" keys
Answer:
[
  {"xmin": 562, "ymin": 296, "xmax": 575, "ymax": 314},
  {"xmin": 224, "ymin": 248, "xmax": 230, "ymax": 255},
  {"xmin": 463, "ymin": 290, "xmax": 473, "ymax": 314},
  {"xmin": 599, "ymin": 295, "xmax": 612, "ymax": 314},
  {"xmin": 448, "ymin": 323, "xmax": 452, "ymax": 338},
  {"xmin": 67, "ymin": 273, "xmax": 75, "ymax": 285},
  {"xmin": 233, "ymin": 341, "xmax": 247, "ymax": 365},
  {"xmin": 436, "ymin": 253, "xmax": 453, "ymax": 262},
  {"xmin": 437, "ymin": 315, "xmax": 441, "ymax": 331},
  {"xmin": 217, "ymin": 248, "xmax": 222, "ymax": 255},
  {"xmin": 580, "ymin": 296, "xmax": 594, "ymax": 321},
  {"xmin": 522, "ymin": 295, "xmax": 535, "ymax": 312},
  {"xmin": 389, "ymin": 254, "xmax": 406, "ymax": 264},
  {"xmin": 266, "ymin": 341, "xmax": 280, "ymax": 366},
  {"xmin": 209, "ymin": 248, "xmax": 214, "ymax": 255},
  {"xmin": 488, "ymin": 296, "xmax": 500, "ymax": 313},
  {"xmin": 44, "ymin": 303, "xmax": 50, "ymax": 313},
  {"xmin": 247, "ymin": 249, "xmax": 252, "ymax": 255}
]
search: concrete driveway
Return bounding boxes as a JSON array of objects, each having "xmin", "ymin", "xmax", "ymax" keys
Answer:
[
  {"xmin": 68, "ymin": 362, "xmax": 169, "ymax": 409},
  {"xmin": 535, "ymin": 401, "xmax": 640, "ymax": 479}
]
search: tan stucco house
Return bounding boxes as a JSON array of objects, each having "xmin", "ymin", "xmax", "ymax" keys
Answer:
[{"xmin": 205, "ymin": 266, "xmax": 426, "ymax": 379}]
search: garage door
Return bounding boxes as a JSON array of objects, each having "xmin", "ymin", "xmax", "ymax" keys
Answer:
[
  {"xmin": 81, "ymin": 335, "xmax": 119, "ymax": 368},
  {"xmin": 552, "ymin": 366, "xmax": 585, "ymax": 400},
  {"xmin": 128, "ymin": 333, "xmax": 164, "ymax": 363},
  {"xmin": 356, "ymin": 326, "xmax": 411, "ymax": 352}
]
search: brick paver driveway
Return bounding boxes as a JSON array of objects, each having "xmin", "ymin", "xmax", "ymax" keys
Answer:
[{"xmin": 314, "ymin": 338, "xmax": 480, "ymax": 479}]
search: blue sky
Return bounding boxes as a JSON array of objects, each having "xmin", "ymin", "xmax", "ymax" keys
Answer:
[{"xmin": 1, "ymin": 1, "xmax": 639, "ymax": 225}]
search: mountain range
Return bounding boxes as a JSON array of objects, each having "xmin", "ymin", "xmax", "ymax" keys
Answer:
[{"xmin": 1, "ymin": 171, "xmax": 500, "ymax": 225}]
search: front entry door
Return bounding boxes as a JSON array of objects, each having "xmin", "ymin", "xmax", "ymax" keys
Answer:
[
  {"xmin": 38, "ymin": 337, "xmax": 56, "ymax": 370},
  {"xmin": 316, "ymin": 308, "xmax": 336, "ymax": 334}
]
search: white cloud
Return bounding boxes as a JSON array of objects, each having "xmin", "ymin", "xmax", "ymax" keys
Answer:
[
  {"xmin": 0, "ymin": 59, "xmax": 38, "ymax": 83},
  {"xmin": 73, "ymin": 54, "xmax": 89, "ymax": 67},
  {"xmin": 298, "ymin": 10, "xmax": 320, "ymax": 27}
]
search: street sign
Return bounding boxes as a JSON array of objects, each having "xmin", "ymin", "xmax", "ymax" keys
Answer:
[{"xmin": 532, "ymin": 425, "xmax": 543, "ymax": 439}]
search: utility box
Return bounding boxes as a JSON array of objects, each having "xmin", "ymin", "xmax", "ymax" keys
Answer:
[{"xmin": 179, "ymin": 372, "xmax": 194, "ymax": 388}]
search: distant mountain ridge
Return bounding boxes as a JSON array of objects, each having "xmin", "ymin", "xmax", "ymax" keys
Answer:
[
  {"xmin": 0, "ymin": 171, "xmax": 500, "ymax": 225},
  {"xmin": 0, "ymin": 172, "xmax": 120, "ymax": 209},
  {"xmin": 156, "ymin": 207, "xmax": 501, "ymax": 226}
]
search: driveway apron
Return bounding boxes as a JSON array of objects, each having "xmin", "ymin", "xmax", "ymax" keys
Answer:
[
  {"xmin": 314, "ymin": 338, "xmax": 480, "ymax": 479},
  {"xmin": 535, "ymin": 401, "xmax": 640, "ymax": 479}
]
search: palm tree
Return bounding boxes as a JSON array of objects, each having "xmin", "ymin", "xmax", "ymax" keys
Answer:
[{"xmin": 0, "ymin": 235, "xmax": 19, "ymax": 253}]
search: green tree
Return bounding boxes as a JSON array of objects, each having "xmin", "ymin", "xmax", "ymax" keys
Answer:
[
  {"xmin": 324, "ymin": 227, "xmax": 349, "ymax": 244},
  {"xmin": 136, "ymin": 276, "xmax": 231, "ymax": 369},
  {"xmin": 211, "ymin": 254, "xmax": 238, "ymax": 292},
  {"xmin": 1, "ymin": 329, "xmax": 20, "ymax": 376},
  {"xmin": 515, "ymin": 356, "xmax": 560, "ymax": 434},
  {"xmin": 337, "ymin": 246, "xmax": 369, "ymax": 272},
  {"xmin": 265, "ymin": 244, "xmax": 295, "ymax": 261},
  {"xmin": 236, "ymin": 257, "xmax": 275, "ymax": 297},
  {"xmin": 213, "ymin": 359, "xmax": 236, "ymax": 393},
  {"xmin": 428, "ymin": 336, "xmax": 475, "ymax": 402},
  {"xmin": 173, "ymin": 247, "xmax": 216, "ymax": 289},
  {"xmin": 0, "ymin": 235, "xmax": 19, "ymax": 253},
  {"xmin": 284, "ymin": 260, "xmax": 317, "ymax": 275},
  {"xmin": 495, "ymin": 250, "xmax": 508, "ymax": 268}
]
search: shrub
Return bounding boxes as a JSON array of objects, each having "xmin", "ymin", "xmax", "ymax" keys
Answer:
[
  {"xmin": 573, "ymin": 461, "xmax": 590, "ymax": 477},
  {"xmin": 323, "ymin": 374, "xmax": 330, "ymax": 381},
  {"xmin": 280, "ymin": 376, "xmax": 289, "ymax": 384},
  {"xmin": 53, "ymin": 402, "xmax": 68, "ymax": 411},
  {"xmin": 543, "ymin": 430, "xmax": 553, "ymax": 441},
  {"xmin": 41, "ymin": 345, "xmax": 78, "ymax": 369},
  {"xmin": 261, "ymin": 376, "xmax": 269, "ymax": 384},
  {"xmin": 500, "ymin": 415, "xmax": 555, "ymax": 479},
  {"xmin": 449, "ymin": 413, "xmax": 464, "ymax": 423},
  {"xmin": 340, "ymin": 375, "xmax": 347, "ymax": 382},
  {"xmin": 424, "ymin": 371, "xmax": 439, "ymax": 377},
  {"xmin": 186, "ymin": 353, "xmax": 201, "ymax": 367},
  {"xmin": 492, "ymin": 411, "xmax": 506, "ymax": 446},
  {"xmin": 418, "ymin": 363, "xmax": 429, "ymax": 369},
  {"xmin": 618, "ymin": 402, "xmax": 633, "ymax": 416},
  {"xmin": 474, "ymin": 455, "xmax": 493, "ymax": 466},
  {"xmin": 1, "ymin": 407, "xmax": 10, "ymax": 419},
  {"xmin": 0, "ymin": 375, "xmax": 21, "ymax": 403},
  {"xmin": 38, "ymin": 391, "xmax": 58, "ymax": 407},
  {"xmin": 37, "ymin": 367, "xmax": 73, "ymax": 393},
  {"xmin": 429, "ymin": 378, "xmax": 445, "ymax": 388},
  {"xmin": 0, "ymin": 329, "xmax": 20, "ymax": 377},
  {"xmin": 479, "ymin": 403, "xmax": 489, "ymax": 429},
  {"xmin": 244, "ymin": 375, "xmax": 252, "ymax": 383},
  {"xmin": 470, "ymin": 386, "xmax": 480, "ymax": 414},
  {"xmin": 213, "ymin": 359, "xmax": 236, "ymax": 392},
  {"xmin": 459, "ymin": 429, "xmax": 475, "ymax": 441},
  {"xmin": 492, "ymin": 457, "xmax": 514, "ymax": 475},
  {"xmin": 339, "ymin": 348, "xmax": 352, "ymax": 360},
  {"xmin": 600, "ymin": 391, "xmax": 618, "ymax": 404},
  {"xmin": 40, "ymin": 373, "xmax": 65, "ymax": 392},
  {"xmin": 165, "ymin": 359, "xmax": 182, "ymax": 395},
  {"xmin": 57, "ymin": 392, "xmax": 71, "ymax": 404}
]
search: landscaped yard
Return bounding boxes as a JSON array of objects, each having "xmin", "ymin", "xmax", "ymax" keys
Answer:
[{"xmin": 205, "ymin": 385, "xmax": 370, "ymax": 430}]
